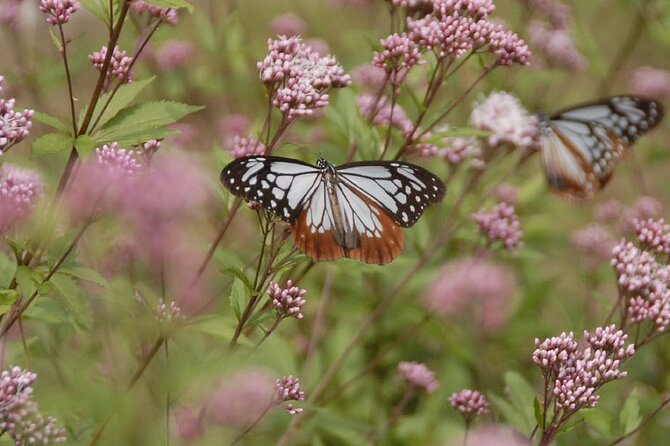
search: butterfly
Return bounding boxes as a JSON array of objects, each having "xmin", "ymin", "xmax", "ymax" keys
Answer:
[
  {"xmin": 220, "ymin": 156, "xmax": 446, "ymax": 264},
  {"xmin": 539, "ymin": 95, "xmax": 664, "ymax": 201}
]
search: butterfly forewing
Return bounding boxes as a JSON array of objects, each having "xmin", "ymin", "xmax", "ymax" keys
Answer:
[
  {"xmin": 541, "ymin": 96, "xmax": 664, "ymax": 200},
  {"xmin": 336, "ymin": 161, "xmax": 446, "ymax": 227},
  {"xmin": 220, "ymin": 156, "xmax": 320, "ymax": 222}
]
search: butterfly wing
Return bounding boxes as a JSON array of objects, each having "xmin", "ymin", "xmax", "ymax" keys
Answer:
[
  {"xmin": 335, "ymin": 161, "xmax": 446, "ymax": 227},
  {"xmin": 220, "ymin": 156, "xmax": 321, "ymax": 222},
  {"xmin": 542, "ymin": 96, "xmax": 664, "ymax": 200}
]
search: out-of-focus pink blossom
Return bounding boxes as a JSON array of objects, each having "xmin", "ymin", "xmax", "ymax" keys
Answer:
[
  {"xmin": 229, "ymin": 135, "xmax": 266, "ymax": 159},
  {"xmin": 493, "ymin": 183, "xmax": 517, "ymax": 204},
  {"xmin": 0, "ymin": 164, "xmax": 42, "ymax": 233},
  {"xmin": 424, "ymin": 257, "xmax": 516, "ymax": 333},
  {"xmin": 167, "ymin": 123, "xmax": 197, "ymax": 147},
  {"xmin": 472, "ymin": 201, "xmax": 522, "ymax": 250},
  {"xmin": 304, "ymin": 38, "xmax": 330, "ymax": 56},
  {"xmin": 620, "ymin": 196, "xmax": 663, "ymax": 232},
  {"xmin": 594, "ymin": 199, "xmax": 622, "ymax": 225},
  {"xmin": 220, "ymin": 114, "xmax": 250, "ymax": 147},
  {"xmin": 39, "ymin": 0, "xmax": 80, "ymax": 25},
  {"xmin": 397, "ymin": 361, "xmax": 439, "ymax": 393},
  {"xmin": 528, "ymin": 0, "xmax": 570, "ymax": 28},
  {"xmin": 470, "ymin": 91, "xmax": 538, "ymax": 149},
  {"xmin": 270, "ymin": 13, "xmax": 306, "ymax": 37},
  {"xmin": 174, "ymin": 407, "xmax": 204, "ymax": 444},
  {"xmin": 0, "ymin": 0, "xmax": 21, "ymax": 27},
  {"xmin": 131, "ymin": 0, "xmax": 177, "ymax": 25},
  {"xmin": 206, "ymin": 369, "xmax": 275, "ymax": 427},
  {"xmin": 351, "ymin": 64, "xmax": 387, "ymax": 90},
  {"xmin": 629, "ymin": 66, "xmax": 670, "ymax": 101},
  {"xmin": 357, "ymin": 93, "xmax": 412, "ymax": 133},
  {"xmin": 571, "ymin": 224, "xmax": 617, "ymax": 270},
  {"xmin": 528, "ymin": 21, "xmax": 584, "ymax": 71},
  {"xmin": 155, "ymin": 40, "xmax": 193, "ymax": 71},
  {"xmin": 89, "ymin": 46, "xmax": 133, "ymax": 83}
]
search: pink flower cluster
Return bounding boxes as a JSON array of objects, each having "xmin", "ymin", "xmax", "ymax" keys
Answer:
[
  {"xmin": 131, "ymin": 0, "xmax": 178, "ymax": 25},
  {"xmin": 0, "ymin": 78, "xmax": 33, "ymax": 153},
  {"xmin": 257, "ymin": 36, "xmax": 350, "ymax": 119},
  {"xmin": 229, "ymin": 135, "xmax": 266, "ymax": 159},
  {"xmin": 0, "ymin": 164, "xmax": 42, "ymax": 233},
  {"xmin": 155, "ymin": 40, "xmax": 193, "ymax": 71},
  {"xmin": 270, "ymin": 13, "xmax": 306, "ymax": 37},
  {"xmin": 268, "ymin": 280, "xmax": 307, "ymax": 320},
  {"xmin": 356, "ymin": 93, "xmax": 412, "ymax": 133},
  {"xmin": 96, "ymin": 143, "xmax": 143, "ymax": 176},
  {"xmin": 629, "ymin": 66, "xmax": 670, "ymax": 101},
  {"xmin": 372, "ymin": 33, "xmax": 422, "ymax": 81},
  {"xmin": 532, "ymin": 326, "xmax": 634, "ymax": 411},
  {"xmin": 397, "ymin": 361, "xmax": 439, "ymax": 393},
  {"xmin": 525, "ymin": 0, "xmax": 582, "ymax": 71},
  {"xmin": 89, "ymin": 46, "xmax": 133, "ymax": 84},
  {"xmin": 424, "ymin": 257, "xmax": 516, "ymax": 333},
  {"xmin": 0, "ymin": 366, "xmax": 66, "ymax": 445},
  {"xmin": 634, "ymin": 218, "xmax": 670, "ymax": 255},
  {"xmin": 470, "ymin": 91, "xmax": 538, "ymax": 149},
  {"xmin": 274, "ymin": 375, "xmax": 305, "ymax": 414},
  {"xmin": 39, "ymin": 0, "xmax": 80, "ymax": 25},
  {"xmin": 528, "ymin": 0, "xmax": 570, "ymax": 28},
  {"xmin": 351, "ymin": 64, "xmax": 387, "ymax": 90},
  {"xmin": 571, "ymin": 224, "xmax": 616, "ymax": 270},
  {"xmin": 0, "ymin": 0, "xmax": 21, "ymax": 27},
  {"xmin": 155, "ymin": 299, "xmax": 185, "ymax": 325},
  {"xmin": 449, "ymin": 389, "xmax": 489, "ymax": 420},
  {"xmin": 472, "ymin": 201, "xmax": 522, "ymax": 250}
]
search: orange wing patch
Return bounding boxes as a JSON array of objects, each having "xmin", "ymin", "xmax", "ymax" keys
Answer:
[{"xmin": 291, "ymin": 197, "xmax": 404, "ymax": 265}]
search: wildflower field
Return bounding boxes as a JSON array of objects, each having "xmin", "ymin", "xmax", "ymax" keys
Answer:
[{"xmin": 1, "ymin": 0, "xmax": 670, "ymax": 445}]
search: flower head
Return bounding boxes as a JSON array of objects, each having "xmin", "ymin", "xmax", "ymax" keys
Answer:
[
  {"xmin": 155, "ymin": 299, "xmax": 185, "ymax": 325},
  {"xmin": 634, "ymin": 218, "xmax": 670, "ymax": 255},
  {"xmin": 528, "ymin": 21, "xmax": 584, "ymax": 71},
  {"xmin": 155, "ymin": 40, "xmax": 193, "ymax": 71},
  {"xmin": 571, "ymin": 224, "xmax": 617, "ymax": 270},
  {"xmin": 372, "ymin": 32, "xmax": 422, "ymax": 80},
  {"xmin": 0, "ymin": 164, "xmax": 42, "ymax": 232},
  {"xmin": 274, "ymin": 375, "xmax": 305, "ymax": 414},
  {"xmin": 0, "ymin": 96, "xmax": 33, "ymax": 154},
  {"xmin": 449, "ymin": 389, "xmax": 489, "ymax": 420},
  {"xmin": 470, "ymin": 91, "xmax": 538, "ymax": 149},
  {"xmin": 269, "ymin": 280, "xmax": 307, "ymax": 320},
  {"xmin": 39, "ymin": 0, "xmax": 80, "ymax": 25},
  {"xmin": 0, "ymin": 0, "xmax": 21, "ymax": 27},
  {"xmin": 89, "ymin": 46, "xmax": 133, "ymax": 83},
  {"xmin": 96, "ymin": 143, "xmax": 143, "ymax": 176},
  {"xmin": 397, "ymin": 361, "xmax": 439, "ymax": 393},
  {"xmin": 611, "ymin": 240, "xmax": 657, "ymax": 294},
  {"xmin": 229, "ymin": 135, "xmax": 266, "ymax": 159},
  {"xmin": 131, "ymin": 0, "xmax": 178, "ymax": 25},
  {"xmin": 528, "ymin": 0, "xmax": 570, "ymax": 28},
  {"xmin": 357, "ymin": 93, "xmax": 412, "ymax": 133},
  {"xmin": 472, "ymin": 201, "xmax": 522, "ymax": 250},
  {"xmin": 629, "ymin": 66, "xmax": 670, "ymax": 101},
  {"xmin": 270, "ymin": 13, "xmax": 306, "ymax": 37},
  {"xmin": 351, "ymin": 64, "xmax": 387, "ymax": 90},
  {"xmin": 206, "ymin": 369, "xmax": 275, "ymax": 427}
]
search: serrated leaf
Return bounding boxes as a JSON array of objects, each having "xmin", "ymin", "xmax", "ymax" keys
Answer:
[
  {"xmin": 94, "ymin": 101, "xmax": 203, "ymax": 141},
  {"xmin": 31, "ymin": 133, "xmax": 73, "ymax": 157},
  {"xmin": 619, "ymin": 391, "xmax": 641, "ymax": 436},
  {"xmin": 49, "ymin": 273, "xmax": 93, "ymax": 329},
  {"xmin": 143, "ymin": 0, "xmax": 193, "ymax": 12},
  {"xmin": 32, "ymin": 111, "xmax": 70, "ymax": 133},
  {"xmin": 80, "ymin": 77, "xmax": 156, "ymax": 131},
  {"xmin": 74, "ymin": 134, "xmax": 98, "ymax": 157},
  {"xmin": 78, "ymin": 0, "xmax": 109, "ymax": 24}
]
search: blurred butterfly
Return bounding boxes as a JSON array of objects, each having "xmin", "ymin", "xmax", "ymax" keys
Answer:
[
  {"xmin": 540, "ymin": 95, "xmax": 664, "ymax": 200},
  {"xmin": 221, "ymin": 156, "xmax": 445, "ymax": 264}
]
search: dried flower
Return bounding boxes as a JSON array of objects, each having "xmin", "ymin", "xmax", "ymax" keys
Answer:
[
  {"xmin": 131, "ymin": 0, "xmax": 178, "ymax": 25},
  {"xmin": 472, "ymin": 201, "xmax": 522, "ymax": 250},
  {"xmin": 269, "ymin": 280, "xmax": 306, "ymax": 320},
  {"xmin": 270, "ymin": 13, "xmax": 306, "ymax": 36},
  {"xmin": 0, "ymin": 367, "xmax": 66, "ymax": 445},
  {"xmin": 0, "ymin": 164, "xmax": 42, "ymax": 232},
  {"xmin": 533, "ymin": 326, "xmax": 634, "ymax": 411},
  {"xmin": 257, "ymin": 36, "xmax": 350, "ymax": 119},
  {"xmin": 629, "ymin": 66, "xmax": 670, "ymax": 101},
  {"xmin": 634, "ymin": 218, "xmax": 670, "ymax": 255},
  {"xmin": 449, "ymin": 389, "xmax": 489, "ymax": 420},
  {"xmin": 0, "ymin": 96, "xmax": 33, "ymax": 154},
  {"xmin": 424, "ymin": 257, "xmax": 516, "ymax": 332},
  {"xmin": 528, "ymin": 21, "xmax": 584, "ymax": 71},
  {"xmin": 397, "ymin": 361, "xmax": 439, "ymax": 393},
  {"xmin": 39, "ymin": 0, "xmax": 80, "ymax": 25},
  {"xmin": 155, "ymin": 40, "xmax": 193, "ymax": 71},
  {"xmin": 274, "ymin": 375, "xmax": 305, "ymax": 414},
  {"xmin": 470, "ymin": 91, "xmax": 538, "ymax": 149},
  {"xmin": 89, "ymin": 46, "xmax": 133, "ymax": 84},
  {"xmin": 229, "ymin": 135, "xmax": 266, "ymax": 159}
]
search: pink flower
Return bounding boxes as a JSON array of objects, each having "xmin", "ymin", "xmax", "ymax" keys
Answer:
[
  {"xmin": 493, "ymin": 183, "xmax": 517, "ymax": 204},
  {"xmin": 373, "ymin": 33, "xmax": 423, "ymax": 80},
  {"xmin": 482, "ymin": 22, "xmax": 532, "ymax": 66},
  {"xmin": 407, "ymin": 14, "xmax": 474, "ymax": 60},
  {"xmin": 351, "ymin": 64, "xmax": 387, "ymax": 90},
  {"xmin": 270, "ymin": 13, "xmax": 306, "ymax": 36},
  {"xmin": 439, "ymin": 136, "xmax": 482, "ymax": 166},
  {"xmin": 304, "ymin": 38, "xmax": 330, "ymax": 56},
  {"xmin": 269, "ymin": 280, "xmax": 307, "ymax": 320},
  {"xmin": 0, "ymin": 95, "xmax": 33, "ymax": 154},
  {"xmin": 357, "ymin": 93, "xmax": 412, "ymax": 132},
  {"xmin": 206, "ymin": 369, "xmax": 276, "ymax": 427},
  {"xmin": 629, "ymin": 66, "xmax": 670, "ymax": 101},
  {"xmin": 571, "ymin": 224, "xmax": 617, "ymax": 270},
  {"xmin": 528, "ymin": 21, "xmax": 584, "ymax": 71},
  {"xmin": 594, "ymin": 199, "xmax": 622, "ymax": 225},
  {"xmin": 397, "ymin": 361, "xmax": 439, "ymax": 393},
  {"xmin": 0, "ymin": 164, "xmax": 42, "ymax": 233},
  {"xmin": 0, "ymin": 0, "xmax": 21, "ymax": 27},
  {"xmin": 39, "ymin": 0, "xmax": 80, "ymax": 25},
  {"xmin": 627, "ymin": 266, "xmax": 670, "ymax": 332},
  {"xmin": 89, "ymin": 46, "xmax": 133, "ymax": 83},
  {"xmin": 220, "ymin": 114, "xmax": 250, "ymax": 147},
  {"xmin": 634, "ymin": 218, "xmax": 670, "ymax": 255},
  {"xmin": 155, "ymin": 40, "xmax": 193, "ymax": 71},
  {"xmin": 155, "ymin": 299, "xmax": 185, "ymax": 325},
  {"xmin": 470, "ymin": 91, "xmax": 538, "ymax": 149},
  {"xmin": 167, "ymin": 123, "xmax": 197, "ymax": 147},
  {"xmin": 611, "ymin": 240, "xmax": 657, "ymax": 294},
  {"xmin": 527, "ymin": 0, "xmax": 570, "ymax": 29},
  {"xmin": 174, "ymin": 407, "xmax": 204, "ymax": 444},
  {"xmin": 472, "ymin": 201, "xmax": 522, "ymax": 250},
  {"xmin": 131, "ymin": 0, "xmax": 177, "ymax": 25},
  {"xmin": 274, "ymin": 375, "xmax": 305, "ymax": 414},
  {"xmin": 229, "ymin": 135, "xmax": 266, "ymax": 159},
  {"xmin": 424, "ymin": 257, "xmax": 516, "ymax": 333},
  {"xmin": 449, "ymin": 389, "xmax": 489, "ymax": 420}
]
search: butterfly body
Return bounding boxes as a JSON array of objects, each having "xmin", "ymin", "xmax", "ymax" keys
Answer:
[
  {"xmin": 221, "ymin": 156, "xmax": 445, "ymax": 264},
  {"xmin": 539, "ymin": 96, "xmax": 664, "ymax": 200}
]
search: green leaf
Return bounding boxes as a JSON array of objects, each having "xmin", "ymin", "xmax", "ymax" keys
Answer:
[
  {"xmin": 48, "ymin": 28, "xmax": 63, "ymax": 51},
  {"xmin": 74, "ymin": 135, "xmax": 98, "ymax": 157},
  {"xmin": 31, "ymin": 133, "xmax": 73, "ymax": 157},
  {"xmin": 32, "ymin": 111, "xmax": 71, "ymax": 133},
  {"xmin": 443, "ymin": 127, "xmax": 492, "ymax": 138},
  {"xmin": 49, "ymin": 273, "xmax": 93, "ymax": 329},
  {"xmin": 58, "ymin": 267, "xmax": 109, "ymax": 288},
  {"xmin": 0, "ymin": 290, "xmax": 18, "ymax": 307},
  {"xmin": 228, "ymin": 278, "xmax": 248, "ymax": 322},
  {"xmin": 222, "ymin": 267, "xmax": 253, "ymax": 292},
  {"xmin": 534, "ymin": 397, "xmax": 543, "ymax": 428},
  {"xmin": 94, "ymin": 101, "xmax": 203, "ymax": 141},
  {"xmin": 100, "ymin": 128, "xmax": 178, "ymax": 147},
  {"xmin": 14, "ymin": 266, "xmax": 41, "ymax": 298},
  {"xmin": 619, "ymin": 390, "xmax": 641, "ymax": 436},
  {"xmin": 504, "ymin": 371, "xmax": 537, "ymax": 433},
  {"xmin": 78, "ymin": 0, "xmax": 109, "ymax": 24},
  {"xmin": 143, "ymin": 0, "xmax": 193, "ymax": 12},
  {"xmin": 0, "ymin": 251, "xmax": 16, "ymax": 288},
  {"xmin": 489, "ymin": 394, "xmax": 533, "ymax": 436},
  {"xmin": 79, "ymin": 77, "xmax": 156, "ymax": 131},
  {"xmin": 583, "ymin": 408, "xmax": 613, "ymax": 437}
]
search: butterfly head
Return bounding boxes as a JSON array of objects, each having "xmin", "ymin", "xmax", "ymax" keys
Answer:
[{"xmin": 316, "ymin": 157, "xmax": 334, "ymax": 172}]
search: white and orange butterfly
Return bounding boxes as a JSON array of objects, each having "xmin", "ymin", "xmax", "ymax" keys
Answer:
[
  {"xmin": 220, "ymin": 157, "xmax": 445, "ymax": 264},
  {"xmin": 540, "ymin": 96, "xmax": 664, "ymax": 200}
]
